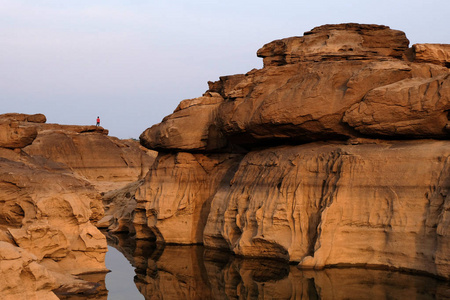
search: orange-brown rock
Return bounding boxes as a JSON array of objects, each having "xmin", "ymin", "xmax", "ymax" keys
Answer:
[
  {"xmin": 257, "ymin": 23, "xmax": 409, "ymax": 67},
  {"xmin": 140, "ymin": 24, "xmax": 450, "ymax": 151},
  {"xmin": 0, "ymin": 150, "xmax": 108, "ymax": 297},
  {"xmin": 343, "ymin": 73, "xmax": 450, "ymax": 137},
  {"xmin": 413, "ymin": 43, "xmax": 450, "ymax": 67},
  {"xmin": 0, "ymin": 113, "xmax": 47, "ymax": 123},
  {"xmin": 140, "ymin": 92, "xmax": 227, "ymax": 151},
  {"xmin": 203, "ymin": 140, "xmax": 450, "ymax": 278},
  {"xmin": 136, "ymin": 23, "xmax": 450, "ymax": 279},
  {"xmin": 24, "ymin": 128, "xmax": 157, "ymax": 192},
  {"xmin": 134, "ymin": 152, "xmax": 242, "ymax": 243},
  {"xmin": 97, "ymin": 180, "xmax": 142, "ymax": 233},
  {"xmin": 0, "ymin": 241, "xmax": 58, "ymax": 300}
]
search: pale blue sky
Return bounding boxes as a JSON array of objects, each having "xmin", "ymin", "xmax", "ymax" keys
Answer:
[{"xmin": 1, "ymin": 0, "xmax": 449, "ymax": 139}]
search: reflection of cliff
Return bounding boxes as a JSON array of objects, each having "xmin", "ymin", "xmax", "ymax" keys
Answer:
[
  {"xmin": 107, "ymin": 233, "xmax": 450, "ymax": 300},
  {"xmin": 137, "ymin": 23, "xmax": 450, "ymax": 279}
]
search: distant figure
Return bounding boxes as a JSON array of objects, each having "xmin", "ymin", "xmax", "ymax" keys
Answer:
[{"xmin": 96, "ymin": 116, "xmax": 100, "ymax": 127}]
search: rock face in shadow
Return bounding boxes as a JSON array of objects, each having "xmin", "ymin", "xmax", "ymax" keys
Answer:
[{"xmin": 137, "ymin": 23, "xmax": 450, "ymax": 279}]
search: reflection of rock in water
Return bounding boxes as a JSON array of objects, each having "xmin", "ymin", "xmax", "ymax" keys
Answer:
[
  {"xmin": 56, "ymin": 273, "xmax": 108, "ymax": 300},
  {"xmin": 106, "ymin": 233, "xmax": 450, "ymax": 300}
]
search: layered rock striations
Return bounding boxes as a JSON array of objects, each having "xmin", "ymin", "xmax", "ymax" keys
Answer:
[
  {"xmin": 24, "ymin": 124, "xmax": 157, "ymax": 192},
  {"xmin": 0, "ymin": 113, "xmax": 131, "ymax": 298},
  {"xmin": 134, "ymin": 152, "xmax": 242, "ymax": 244},
  {"xmin": 138, "ymin": 23, "xmax": 450, "ymax": 279}
]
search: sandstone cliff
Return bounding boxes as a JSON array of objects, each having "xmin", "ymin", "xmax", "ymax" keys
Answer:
[
  {"xmin": 24, "ymin": 124, "xmax": 157, "ymax": 192},
  {"xmin": 138, "ymin": 23, "xmax": 450, "ymax": 280},
  {"xmin": 0, "ymin": 113, "xmax": 139, "ymax": 298}
]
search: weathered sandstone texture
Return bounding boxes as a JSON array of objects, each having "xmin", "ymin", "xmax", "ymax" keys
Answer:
[
  {"xmin": 134, "ymin": 152, "xmax": 242, "ymax": 243},
  {"xmin": 0, "ymin": 114, "xmax": 114, "ymax": 298},
  {"xmin": 142, "ymin": 25, "xmax": 450, "ymax": 150},
  {"xmin": 24, "ymin": 125, "xmax": 157, "ymax": 192},
  {"xmin": 0, "ymin": 113, "xmax": 45, "ymax": 149},
  {"xmin": 0, "ymin": 152, "xmax": 108, "ymax": 297},
  {"xmin": 97, "ymin": 180, "xmax": 143, "ymax": 233},
  {"xmin": 204, "ymin": 141, "xmax": 450, "ymax": 278},
  {"xmin": 138, "ymin": 23, "xmax": 450, "ymax": 279}
]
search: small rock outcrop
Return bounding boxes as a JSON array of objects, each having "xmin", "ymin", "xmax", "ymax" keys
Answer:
[{"xmin": 138, "ymin": 23, "xmax": 450, "ymax": 279}]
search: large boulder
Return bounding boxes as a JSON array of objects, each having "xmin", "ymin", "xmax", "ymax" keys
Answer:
[
  {"xmin": 140, "ymin": 92, "xmax": 227, "ymax": 151},
  {"xmin": 343, "ymin": 73, "xmax": 450, "ymax": 137},
  {"xmin": 413, "ymin": 43, "xmax": 450, "ymax": 67},
  {"xmin": 140, "ymin": 24, "xmax": 450, "ymax": 151},
  {"xmin": 256, "ymin": 23, "xmax": 409, "ymax": 67}
]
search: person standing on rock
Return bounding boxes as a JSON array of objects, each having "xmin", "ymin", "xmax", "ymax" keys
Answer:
[{"xmin": 96, "ymin": 116, "xmax": 100, "ymax": 127}]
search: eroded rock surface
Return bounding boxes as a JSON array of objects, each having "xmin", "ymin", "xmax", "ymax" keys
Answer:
[
  {"xmin": 134, "ymin": 152, "xmax": 242, "ymax": 244},
  {"xmin": 0, "ymin": 114, "xmax": 114, "ymax": 298},
  {"xmin": 0, "ymin": 113, "xmax": 44, "ymax": 149},
  {"xmin": 203, "ymin": 140, "xmax": 450, "ymax": 278},
  {"xmin": 24, "ymin": 127, "xmax": 157, "ymax": 192},
  {"xmin": 137, "ymin": 23, "xmax": 450, "ymax": 280},
  {"xmin": 142, "ymin": 24, "xmax": 450, "ymax": 151},
  {"xmin": 140, "ymin": 92, "xmax": 227, "ymax": 151}
]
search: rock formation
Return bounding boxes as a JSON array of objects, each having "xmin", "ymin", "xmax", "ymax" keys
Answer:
[
  {"xmin": 0, "ymin": 113, "xmax": 129, "ymax": 298},
  {"xmin": 24, "ymin": 124, "xmax": 157, "ymax": 192},
  {"xmin": 134, "ymin": 152, "xmax": 242, "ymax": 243},
  {"xmin": 138, "ymin": 23, "xmax": 450, "ymax": 280}
]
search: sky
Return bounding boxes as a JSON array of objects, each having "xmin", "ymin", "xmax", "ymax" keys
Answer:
[{"xmin": 1, "ymin": 0, "xmax": 449, "ymax": 139}]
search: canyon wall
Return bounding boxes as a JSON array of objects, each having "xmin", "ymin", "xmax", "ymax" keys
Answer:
[{"xmin": 138, "ymin": 24, "xmax": 450, "ymax": 279}]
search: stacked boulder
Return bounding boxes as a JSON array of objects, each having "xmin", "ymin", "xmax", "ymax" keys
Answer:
[{"xmin": 137, "ymin": 24, "xmax": 450, "ymax": 279}]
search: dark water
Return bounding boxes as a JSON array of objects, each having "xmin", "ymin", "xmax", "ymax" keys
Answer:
[{"xmin": 102, "ymin": 233, "xmax": 450, "ymax": 300}]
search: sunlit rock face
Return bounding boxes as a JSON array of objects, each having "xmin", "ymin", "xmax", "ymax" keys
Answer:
[
  {"xmin": 204, "ymin": 140, "xmax": 450, "ymax": 278},
  {"xmin": 0, "ymin": 113, "xmax": 45, "ymax": 149},
  {"xmin": 140, "ymin": 92, "xmax": 228, "ymax": 151},
  {"xmin": 24, "ymin": 125, "xmax": 157, "ymax": 193},
  {"xmin": 0, "ymin": 114, "xmax": 111, "ymax": 298},
  {"xmin": 0, "ymin": 152, "xmax": 108, "ymax": 298},
  {"xmin": 134, "ymin": 152, "xmax": 242, "ymax": 244},
  {"xmin": 137, "ymin": 23, "xmax": 450, "ymax": 278}
]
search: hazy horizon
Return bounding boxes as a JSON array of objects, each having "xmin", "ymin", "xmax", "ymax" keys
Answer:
[{"xmin": 2, "ymin": 0, "xmax": 449, "ymax": 139}]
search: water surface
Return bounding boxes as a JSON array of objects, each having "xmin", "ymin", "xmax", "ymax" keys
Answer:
[{"xmin": 104, "ymin": 233, "xmax": 450, "ymax": 299}]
